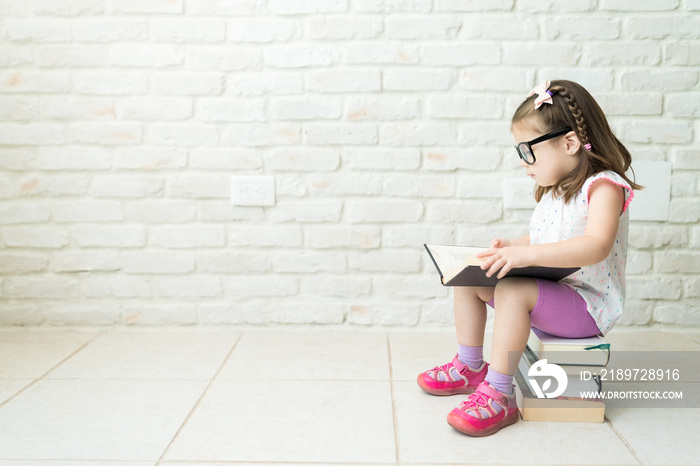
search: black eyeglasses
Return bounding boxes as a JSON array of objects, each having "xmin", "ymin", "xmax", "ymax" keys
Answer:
[{"xmin": 515, "ymin": 127, "xmax": 572, "ymax": 165}]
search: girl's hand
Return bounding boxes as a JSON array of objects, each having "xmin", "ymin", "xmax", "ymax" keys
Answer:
[
  {"xmin": 478, "ymin": 246, "xmax": 535, "ymax": 279},
  {"xmin": 489, "ymin": 237, "xmax": 511, "ymax": 249}
]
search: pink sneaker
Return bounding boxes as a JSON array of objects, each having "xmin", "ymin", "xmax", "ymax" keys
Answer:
[
  {"xmin": 446, "ymin": 382, "xmax": 519, "ymax": 437},
  {"xmin": 417, "ymin": 355, "xmax": 488, "ymax": 396}
]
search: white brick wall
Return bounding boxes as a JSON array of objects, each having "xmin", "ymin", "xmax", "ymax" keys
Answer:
[{"xmin": 0, "ymin": 1, "xmax": 698, "ymax": 328}]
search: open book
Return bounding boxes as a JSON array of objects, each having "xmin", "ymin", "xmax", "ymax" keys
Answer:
[
  {"xmin": 424, "ymin": 244, "xmax": 580, "ymax": 287},
  {"xmin": 528, "ymin": 328, "xmax": 610, "ymax": 367}
]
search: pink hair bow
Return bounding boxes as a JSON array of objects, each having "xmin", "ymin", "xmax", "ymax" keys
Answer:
[{"xmin": 528, "ymin": 81, "xmax": 553, "ymax": 109}]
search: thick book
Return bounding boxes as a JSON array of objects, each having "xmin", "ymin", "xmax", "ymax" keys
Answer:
[
  {"xmin": 514, "ymin": 348, "xmax": 605, "ymax": 423},
  {"xmin": 424, "ymin": 244, "xmax": 580, "ymax": 287},
  {"xmin": 527, "ymin": 328, "xmax": 610, "ymax": 367}
]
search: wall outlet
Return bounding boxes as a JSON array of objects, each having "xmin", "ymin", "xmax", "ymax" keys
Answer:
[
  {"xmin": 230, "ymin": 176, "xmax": 275, "ymax": 206},
  {"xmin": 503, "ymin": 178, "xmax": 537, "ymax": 209}
]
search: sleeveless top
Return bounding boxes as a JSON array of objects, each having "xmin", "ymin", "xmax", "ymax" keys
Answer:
[{"xmin": 529, "ymin": 171, "xmax": 634, "ymax": 336}]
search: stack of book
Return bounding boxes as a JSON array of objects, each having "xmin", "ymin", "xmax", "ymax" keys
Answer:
[{"xmin": 514, "ymin": 328, "xmax": 610, "ymax": 423}]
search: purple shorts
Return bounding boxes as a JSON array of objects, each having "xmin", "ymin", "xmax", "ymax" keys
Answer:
[{"xmin": 488, "ymin": 278, "xmax": 600, "ymax": 338}]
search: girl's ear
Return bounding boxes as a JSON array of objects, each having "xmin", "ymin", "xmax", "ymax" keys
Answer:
[{"xmin": 563, "ymin": 131, "xmax": 581, "ymax": 155}]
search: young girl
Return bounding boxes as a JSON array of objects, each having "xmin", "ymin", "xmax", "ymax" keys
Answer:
[{"xmin": 417, "ymin": 80, "xmax": 641, "ymax": 437}]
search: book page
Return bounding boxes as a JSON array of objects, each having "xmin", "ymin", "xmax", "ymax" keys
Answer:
[{"xmin": 425, "ymin": 244, "xmax": 487, "ymax": 279}]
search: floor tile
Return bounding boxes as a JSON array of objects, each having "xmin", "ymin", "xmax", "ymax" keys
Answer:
[
  {"xmin": 0, "ymin": 329, "xmax": 99, "ymax": 378},
  {"xmin": 393, "ymin": 381, "xmax": 639, "ymax": 465},
  {"xmin": 606, "ymin": 408, "xmax": 700, "ymax": 465},
  {"xmin": 0, "ymin": 380, "xmax": 32, "ymax": 405},
  {"xmin": 218, "ymin": 330, "xmax": 390, "ymax": 381},
  {"xmin": 0, "ymin": 462, "xmax": 154, "ymax": 466},
  {"xmin": 48, "ymin": 329, "xmax": 240, "ymax": 380},
  {"xmin": 164, "ymin": 379, "xmax": 396, "ymax": 464},
  {"xmin": 605, "ymin": 328, "xmax": 700, "ymax": 351},
  {"xmin": 389, "ymin": 331, "xmax": 493, "ymax": 382},
  {"xmin": 0, "ymin": 379, "xmax": 207, "ymax": 461}
]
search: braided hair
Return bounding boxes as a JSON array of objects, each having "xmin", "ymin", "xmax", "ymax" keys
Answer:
[{"xmin": 512, "ymin": 79, "xmax": 642, "ymax": 203}]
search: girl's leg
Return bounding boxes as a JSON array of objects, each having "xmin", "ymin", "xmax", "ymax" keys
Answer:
[
  {"xmin": 488, "ymin": 277, "xmax": 538, "ymax": 376},
  {"xmin": 453, "ymin": 286, "xmax": 494, "ymax": 348}
]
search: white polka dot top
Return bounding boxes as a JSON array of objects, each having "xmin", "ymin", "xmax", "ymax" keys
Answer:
[{"xmin": 529, "ymin": 170, "xmax": 634, "ymax": 336}]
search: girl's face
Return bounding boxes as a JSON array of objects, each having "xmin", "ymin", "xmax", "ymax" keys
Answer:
[{"xmin": 512, "ymin": 121, "xmax": 580, "ymax": 188}]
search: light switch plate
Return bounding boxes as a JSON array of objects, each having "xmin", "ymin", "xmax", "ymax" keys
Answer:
[
  {"xmin": 230, "ymin": 176, "xmax": 275, "ymax": 206},
  {"xmin": 504, "ymin": 177, "xmax": 537, "ymax": 209},
  {"xmin": 628, "ymin": 161, "xmax": 671, "ymax": 222}
]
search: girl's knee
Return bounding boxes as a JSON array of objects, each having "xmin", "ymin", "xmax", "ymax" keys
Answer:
[{"xmin": 493, "ymin": 278, "xmax": 538, "ymax": 309}]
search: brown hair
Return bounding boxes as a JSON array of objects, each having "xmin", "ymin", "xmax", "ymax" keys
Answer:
[{"xmin": 512, "ymin": 79, "xmax": 642, "ymax": 203}]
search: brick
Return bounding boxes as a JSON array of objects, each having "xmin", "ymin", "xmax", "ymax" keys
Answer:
[
  {"xmin": 308, "ymin": 173, "xmax": 382, "ymax": 196},
  {"xmin": 270, "ymin": 0, "xmax": 347, "ymax": 14},
  {"xmin": 666, "ymin": 93, "xmax": 700, "ymax": 117},
  {"xmin": 348, "ymin": 199, "xmax": 423, "ymax": 223},
  {"xmin": 349, "ymin": 249, "xmax": 421, "ymax": 273},
  {"xmin": 423, "ymin": 147, "xmax": 501, "ymax": 172},
  {"xmin": 584, "ymin": 42, "xmax": 661, "ymax": 66},
  {"xmin": 504, "ymin": 43, "xmax": 582, "ymax": 65},
  {"xmin": 460, "ymin": 69, "xmax": 535, "ymax": 92},
  {"xmin": 5, "ymin": 277, "xmax": 79, "ymax": 299},
  {"xmin": 73, "ymin": 19, "xmax": 147, "ymax": 42},
  {"xmin": 383, "ymin": 174, "xmax": 455, "ymax": 198},
  {"xmin": 149, "ymin": 124, "xmax": 218, "ymax": 147},
  {"xmin": 110, "ymin": 44, "xmax": 184, "ymax": 68},
  {"xmin": 3, "ymin": 19, "xmax": 71, "ymax": 42},
  {"xmin": 344, "ymin": 43, "xmax": 420, "ymax": 65},
  {"xmin": 303, "ymin": 276, "xmax": 371, "ymax": 299},
  {"xmin": 188, "ymin": 148, "xmax": 262, "ymax": 170},
  {"xmin": 0, "ymin": 254, "xmax": 49, "ymax": 274},
  {"xmin": 421, "ymin": 43, "xmax": 501, "ymax": 66},
  {"xmin": 229, "ymin": 225, "xmax": 302, "ymax": 247},
  {"xmin": 106, "ymin": 0, "xmax": 183, "ymax": 14},
  {"xmin": 188, "ymin": 47, "xmax": 262, "ymax": 72},
  {"xmin": 426, "ymin": 200, "xmax": 503, "ymax": 224},
  {"xmin": 0, "ymin": 71, "xmax": 70, "ymax": 93},
  {"xmin": 0, "ymin": 123, "xmax": 65, "ymax": 145},
  {"xmin": 73, "ymin": 71, "xmax": 148, "ymax": 95},
  {"xmin": 114, "ymin": 147, "xmax": 187, "ymax": 170},
  {"xmin": 48, "ymin": 306, "xmax": 121, "ymax": 326},
  {"xmin": 36, "ymin": 45, "xmax": 108, "ymax": 67},
  {"xmin": 53, "ymin": 201, "xmax": 123, "ymax": 223},
  {"xmin": 654, "ymin": 302, "xmax": 700, "ymax": 325},
  {"xmin": 69, "ymin": 122, "xmax": 143, "ymax": 145},
  {"xmin": 305, "ymin": 124, "xmax": 378, "ymax": 146},
  {"xmin": 228, "ymin": 18, "xmax": 300, "ymax": 43},
  {"xmin": 223, "ymin": 276, "xmax": 298, "ymax": 298},
  {"xmin": 151, "ymin": 18, "xmax": 226, "ymax": 43},
  {"xmin": 151, "ymin": 73, "xmax": 224, "ymax": 96},
  {"xmin": 152, "ymin": 277, "xmax": 222, "ymax": 298},
  {"xmin": 381, "ymin": 225, "xmax": 455, "ymax": 248},
  {"xmin": 264, "ymin": 44, "xmax": 341, "ymax": 68},
  {"xmin": 91, "ymin": 175, "xmax": 164, "ymax": 198},
  {"xmin": 123, "ymin": 305, "xmax": 196, "ymax": 325},
  {"xmin": 198, "ymin": 98, "xmax": 266, "ymax": 122},
  {"xmin": 656, "ymin": 251, "xmax": 700, "ymax": 274},
  {"xmin": 601, "ymin": 0, "xmax": 679, "ymax": 10},
  {"xmin": 372, "ymin": 276, "xmax": 445, "ymax": 299},
  {"xmin": 37, "ymin": 146, "xmax": 111, "ymax": 170},
  {"xmin": 386, "ymin": 15, "xmax": 461, "ymax": 40},
  {"xmin": 0, "ymin": 47, "xmax": 33, "ymax": 67},
  {"xmin": 272, "ymin": 96, "xmax": 342, "ymax": 120},
  {"xmin": 619, "ymin": 121, "xmax": 692, "ymax": 144},
  {"xmin": 461, "ymin": 15, "xmax": 539, "ymax": 40},
  {"xmin": 125, "ymin": 201, "xmax": 196, "ymax": 223},
  {"xmin": 122, "ymin": 252, "xmax": 194, "ymax": 274},
  {"xmin": 436, "ymin": 0, "xmax": 513, "ymax": 10},
  {"xmin": 42, "ymin": 97, "xmax": 116, "ymax": 121},
  {"xmin": 0, "ymin": 97, "xmax": 38, "ymax": 121},
  {"xmin": 349, "ymin": 304, "xmax": 421, "ymax": 326},
  {"xmin": 517, "ymin": 0, "xmax": 596, "ymax": 12},
  {"xmin": 664, "ymin": 42, "xmax": 700, "ymax": 65},
  {"xmin": 621, "ymin": 69, "xmax": 698, "ymax": 91},
  {"xmin": 384, "ymin": 69, "xmax": 455, "ymax": 91},
  {"xmin": 629, "ymin": 225, "xmax": 688, "ymax": 249},
  {"xmin": 344, "ymin": 148, "xmax": 421, "ymax": 171},
  {"xmin": 185, "ymin": 0, "xmax": 265, "ymax": 15},
  {"xmin": 151, "ymin": 226, "xmax": 226, "ymax": 248},
  {"xmin": 117, "ymin": 97, "xmax": 192, "ymax": 121},
  {"xmin": 626, "ymin": 277, "xmax": 682, "ymax": 300},
  {"xmin": 380, "ymin": 123, "xmax": 458, "ymax": 146},
  {"xmin": 168, "ymin": 174, "xmax": 229, "ymax": 198},
  {"xmin": 271, "ymin": 201, "xmax": 343, "ymax": 223},
  {"xmin": 221, "ymin": 123, "xmax": 300, "ymax": 147},
  {"xmin": 72, "ymin": 225, "xmax": 146, "ymax": 248},
  {"xmin": 306, "ymin": 69, "xmax": 381, "ymax": 93},
  {"xmin": 197, "ymin": 251, "xmax": 270, "ymax": 274},
  {"xmin": 305, "ymin": 225, "xmax": 381, "ymax": 249},
  {"xmin": 355, "ymin": 0, "xmax": 431, "ymax": 12},
  {"xmin": 3, "ymin": 226, "xmax": 69, "ymax": 249},
  {"xmin": 347, "ymin": 96, "xmax": 421, "ymax": 121},
  {"xmin": 626, "ymin": 16, "xmax": 700, "ymax": 39},
  {"xmin": 51, "ymin": 252, "xmax": 120, "ymax": 273},
  {"xmin": 269, "ymin": 303, "xmax": 346, "ymax": 325},
  {"xmin": 428, "ymin": 95, "xmax": 504, "ymax": 119},
  {"xmin": 271, "ymin": 251, "xmax": 347, "ymax": 273},
  {"xmin": 267, "ymin": 148, "xmax": 340, "ymax": 172},
  {"xmin": 596, "ymin": 93, "xmax": 662, "ymax": 116},
  {"xmin": 0, "ymin": 204, "xmax": 50, "ymax": 224},
  {"xmin": 544, "ymin": 17, "xmax": 620, "ymax": 40},
  {"xmin": 20, "ymin": 176, "xmax": 87, "ymax": 197},
  {"xmin": 305, "ymin": 16, "xmax": 382, "ymax": 39},
  {"xmin": 228, "ymin": 72, "xmax": 303, "ymax": 96}
]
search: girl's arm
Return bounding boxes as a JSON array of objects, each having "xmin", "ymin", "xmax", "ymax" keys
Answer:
[
  {"xmin": 489, "ymin": 235, "xmax": 530, "ymax": 249},
  {"xmin": 479, "ymin": 180, "xmax": 625, "ymax": 278}
]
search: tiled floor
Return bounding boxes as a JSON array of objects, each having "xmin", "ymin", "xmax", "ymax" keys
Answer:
[{"xmin": 0, "ymin": 326, "xmax": 698, "ymax": 465}]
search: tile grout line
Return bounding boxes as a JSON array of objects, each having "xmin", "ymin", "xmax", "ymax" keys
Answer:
[
  {"xmin": 605, "ymin": 415, "xmax": 644, "ymax": 465},
  {"xmin": 386, "ymin": 333, "xmax": 402, "ymax": 466},
  {"xmin": 156, "ymin": 330, "xmax": 245, "ymax": 464},
  {"xmin": 0, "ymin": 328, "xmax": 105, "ymax": 410}
]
